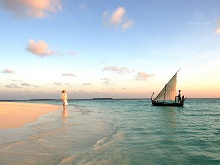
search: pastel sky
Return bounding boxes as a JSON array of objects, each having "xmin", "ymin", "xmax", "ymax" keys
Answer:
[{"xmin": 1, "ymin": 0, "xmax": 220, "ymax": 100}]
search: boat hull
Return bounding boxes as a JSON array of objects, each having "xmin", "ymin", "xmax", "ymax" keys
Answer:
[{"xmin": 151, "ymin": 101, "xmax": 184, "ymax": 107}]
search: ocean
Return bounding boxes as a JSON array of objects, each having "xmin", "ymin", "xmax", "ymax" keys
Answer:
[{"xmin": 0, "ymin": 98, "xmax": 220, "ymax": 165}]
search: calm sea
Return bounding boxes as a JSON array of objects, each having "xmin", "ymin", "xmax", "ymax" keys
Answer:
[{"xmin": 0, "ymin": 99, "xmax": 220, "ymax": 165}]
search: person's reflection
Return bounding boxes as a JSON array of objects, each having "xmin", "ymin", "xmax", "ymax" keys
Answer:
[{"xmin": 62, "ymin": 109, "xmax": 68, "ymax": 123}]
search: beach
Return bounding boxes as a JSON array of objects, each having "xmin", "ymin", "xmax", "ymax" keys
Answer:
[
  {"xmin": 0, "ymin": 102, "xmax": 61, "ymax": 129},
  {"xmin": 0, "ymin": 100, "xmax": 114, "ymax": 164}
]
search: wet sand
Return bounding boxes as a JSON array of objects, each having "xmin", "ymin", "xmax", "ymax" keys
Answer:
[{"xmin": 0, "ymin": 102, "xmax": 61, "ymax": 129}]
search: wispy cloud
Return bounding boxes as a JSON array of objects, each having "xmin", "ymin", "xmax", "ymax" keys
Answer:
[
  {"xmin": 21, "ymin": 83, "xmax": 39, "ymax": 87},
  {"xmin": 54, "ymin": 82, "xmax": 62, "ymax": 85},
  {"xmin": 5, "ymin": 83, "xmax": 22, "ymax": 88},
  {"xmin": 5, "ymin": 85, "xmax": 14, "ymax": 88},
  {"xmin": 26, "ymin": 39, "xmax": 61, "ymax": 57},
  {"xmin": 103, "ymin": 66, "xmax": 135, "ymax": 74},
  {"xmin": 4, "ymin": 80, "xmax": 40, "ymax": 89},
  {"xmin": 1, "ymin": 0, "xmax": 62, "ymax": 18},
  {"xmin": 122, "ymin": 20, "xmax": 134, "ymax": 30},
  {"xmin": 83, "ymin": 83, "xmax": 91, "ymax": 86},
  {"xmin": 122, "ymin": 88, "xmax": 130, "ymax": 90},
  {"xmin": 2, "ymin": 69, "xmax": 14, "ymax": 73},
  {"xmin": 103, "ymin": 7, "xmax": 134, "ymax": 30},
  {"xmin": 101, "ymin": 78, "xmax": 112, "ymax": 85},
  {"xmin": 135, "ymin": 72, "xmax": 154, "ymax": 81},
  {"xmin": 12, "ymin": 80, "xmax": 22, "ymax": 82},
  {"xmin": 62, "ymin": 73, "xmax": 76, "ymax": 77}
]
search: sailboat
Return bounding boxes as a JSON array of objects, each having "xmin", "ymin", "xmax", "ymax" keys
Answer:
[{"xmin": 151, "ymin": 69, "xmax": 186, "ymax": 107}]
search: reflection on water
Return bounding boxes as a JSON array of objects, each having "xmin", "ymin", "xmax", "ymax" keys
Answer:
[{"xmin": 62, "ymin": 109, "xmax": 68, "ymax": 123}]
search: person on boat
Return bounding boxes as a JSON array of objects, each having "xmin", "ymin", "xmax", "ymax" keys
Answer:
[
  {"xmin": 181, "ymin": 95, "xmax": 186, "ymax": 103},
  {"xmin": 61, "ymin": 90, "xmax": 68, "ymax": 110},
  {"xmin": 177, "ymin": 90, "xmax": 181, "ymax": 102}
]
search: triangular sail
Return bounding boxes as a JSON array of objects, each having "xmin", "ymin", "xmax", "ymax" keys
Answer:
[{"xmin": 154, "ymin": 72, "xmax": 178, "ymax": 102}]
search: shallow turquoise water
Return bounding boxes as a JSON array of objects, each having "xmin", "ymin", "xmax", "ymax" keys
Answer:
[{"xmin": 0, "ymin": 99, "xmax": 220, "ymax": 164}]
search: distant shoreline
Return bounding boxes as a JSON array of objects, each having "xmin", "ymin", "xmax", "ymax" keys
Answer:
[
  {"xmin": 93, "ymin": 98, "xmax": 113, "ymax": 100},
  {"xmin": 0, "ymin": 98, "xmax": 150, "ymax": 102},
  {"xmin": 0, "ymin": 98, "xmax": 219, "ymax": 102}
]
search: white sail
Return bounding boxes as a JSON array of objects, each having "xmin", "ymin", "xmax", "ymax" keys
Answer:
[{"xmin": 154, "ymin": 72, "xmax": 177, "ymax": 102}]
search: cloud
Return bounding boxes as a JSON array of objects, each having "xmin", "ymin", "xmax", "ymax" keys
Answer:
[
  {"xmin": 83, "ymin": 83, "xmax": 91, "ymax": 86},
  {"xmin": 103, "ymin": 7, "xmax": 134, "ymax": 30},
  {"xmin": 54, "ymin": 82, "xmax": 62, "ymax": 85},
  {"xmin": 215, "ymin": 19, "xmax": 220, "ymax": 34},
  {"xmin": 216, "ymin": 29, "xmax": 220, "ymax": 34},
  {"xmin": 135, "ymin": 72, "xmax": 154, "ymax": 81},
  {"xmin": 4, "ymin": 81, "xmax": 39, "ymax": 89},
  {"xmin": 102, "ymin": 11, "xmax": 109, "ymax": 19},
  {"xmin": 122, "ymin": 88, "xmax": 130, "ymax": 90},
  {"xmin": 110, "ymin": 7, "xmax": 125, "ymax": 25},
  {"xmin": 122, "ymin": 20, "xmax": 134, "ymax": 30},
  {"xmin": 21, "ymin": 83, "xmax": 39, "ymax": 87},
  {"xmin": 1, "ymin": 0, "xmax": 62, "ymax": 18},
  {"xmin": 2, "ymin": 69, "xmax": 14, "ymax": 73},
  {"xmin": 5, "ymin": 85, "xmax": 13, "ymax": 88},
  {"xmin": 26, "ymin": 39, "xmax": 59, "ymax": 57},
  {"xmin": 21, "ymin": 83, "xmax": 31, "ymax": 86},
  {"xmin": 101, "ymin": 77, "xmax": 112, "ymax": 85},
  {"xmin": 5, "ymin": 83, "xmax": 22, "ymax": 88},
  {"xmin": 103, "ymin": 66, "xmax": 135, "ymax": 74},
  {"xmin": 12, "ymin": 80, "xmax": 22, "ymax": 82},
  {"xmin": 62, "ymin": 73, "xmax": 76, "ymax": 77}
]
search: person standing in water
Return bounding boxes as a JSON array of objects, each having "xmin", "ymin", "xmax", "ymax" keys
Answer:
[{"xmin": 61, "ymin": 90, "xmax": 68, "ymax": 110}]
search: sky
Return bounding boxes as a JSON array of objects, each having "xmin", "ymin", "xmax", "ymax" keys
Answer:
[{"xmin": 0, "ymin": 0, "xmax": 220, "ymax": 100}]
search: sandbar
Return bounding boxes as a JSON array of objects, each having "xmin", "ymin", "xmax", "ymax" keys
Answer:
[{"xmin": 0, "ymin": 102, "xmax": 61, "ymax": 129}]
